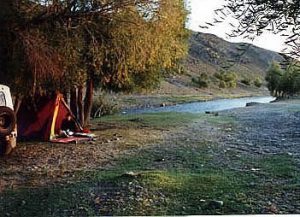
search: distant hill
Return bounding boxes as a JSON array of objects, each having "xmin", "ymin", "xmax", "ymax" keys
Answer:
[
  {"xmin": 157, "ymin": 31, "xmax": 284, "ymax": 95},
  {"xmin": 186, "ymin": 31, "xmax": 284, "ymax": 80}
]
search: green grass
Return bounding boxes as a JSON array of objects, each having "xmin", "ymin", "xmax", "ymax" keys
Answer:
[
  {"xmin": 96, "ymin": 112, "xmax": 203, "ymax": 129},
  {"xmin": 1, "ymin": 149, "xmax": 299, "ymax": 216},
  {"xmin": 1, "ymin": 112, "xmax": 299, "ymax": 216},
  {"xmin": 253, "ymin": 154, "xmax": 300, "ymax": 179}
]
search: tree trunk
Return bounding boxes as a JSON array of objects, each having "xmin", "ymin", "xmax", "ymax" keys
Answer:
[
  {"xmin": 83, "ymin": 79, "xmax": 94, "ymax": 127},
  {"xmin": 62, "ymin": 90, "xmax": 69, "ymax": 105},
  {"xmin": 77, "ymin": 86, "xmax": 84, "ymax": 126},
  {"xmin": 70, "ymin": 87, "xmax": 78, "ymax": 119},
  {"xmin": 14, "ymin": 95, "xmax": 22, "ymax": 115}
]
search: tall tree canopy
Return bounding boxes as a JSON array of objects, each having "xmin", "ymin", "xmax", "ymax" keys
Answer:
[{"xmin": 0, "ymin": 0, "xmax": 189, "ymax": 125}]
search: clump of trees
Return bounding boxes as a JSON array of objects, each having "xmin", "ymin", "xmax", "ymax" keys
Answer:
[
  {"xmin": 0, "ymin": 0, "xmax": 189, "ymax": 126},
  {"xmin": 241, "ymin": 77, "xmax": 263, "ymax": 88},
  {"xmin": 214, "ymin": 71, "xmax": 237, "ymax": 88},
  {"xmin": 266, "ymin": 62, "xmax": 300, "ymax": 97}
]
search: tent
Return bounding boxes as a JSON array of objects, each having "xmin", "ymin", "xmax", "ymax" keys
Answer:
[{"xmin": 17, "ymin": 93, "xmax": 83, "ymax": 141}]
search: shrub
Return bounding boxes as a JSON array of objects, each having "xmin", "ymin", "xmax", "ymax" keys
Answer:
[
  {"xmin": 254, "ymin": 77, "xmax": 263, "ymax": 88},
  {"xmin": 219, "ymin": 80, "xmax": 227, "ymax": 88},
  {"xmin": 214, "ymin": 71, "xmax": 237, "ymax": 88},
  {"xmin": 241, "ymin": 78, "xmax": 251, "ymax": 86},
  {"xmin": 92, "ymin": 93, "xmax": 119, "ymax": 118},
  {"xmin": 192, "ymin": 73, "xmax": 209, "ymax": 88}
]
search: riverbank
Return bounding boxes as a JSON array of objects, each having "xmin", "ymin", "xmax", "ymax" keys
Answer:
[
  {"xmin": 0, "ymin": 99, "xmax": 299, "ymax": 215},
  {"xmin": 106, "ymin": 85, "xmax": 270, "ymax": 112}
]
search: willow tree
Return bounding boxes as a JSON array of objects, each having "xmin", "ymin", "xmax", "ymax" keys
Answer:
[
  {"xmin": 78, "ymin": 0, "xmax": 189, "ymax": 125},
  {"xmin": 0, "ymin": 0, "xmax": 189, "ymax": 126}
]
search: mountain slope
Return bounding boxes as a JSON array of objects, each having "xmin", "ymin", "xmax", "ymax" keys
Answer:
[
  {"xmin": 186, "ymin": 31, "xmax": 284, "ymax": 79},
  {"xmin": 155, "ymin": 31, "xmax": 284, "ymax": 96}
]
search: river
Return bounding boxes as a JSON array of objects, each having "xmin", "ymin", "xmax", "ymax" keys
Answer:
[{"xmin": 123, "ymin": 96, "xmax": 276, "ymax": 114}]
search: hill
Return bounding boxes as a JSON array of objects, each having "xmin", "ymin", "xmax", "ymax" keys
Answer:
[
  {"xmin": 112, "ymin": 32, "xmax": 285, "ymax": 109},
  {"xmin": 155, "ymin": 31, "xmax": 284, "ymax": 95},
  {"xmin": 187, "ymin": 31, "xmax": 284, "ymax": 80}
]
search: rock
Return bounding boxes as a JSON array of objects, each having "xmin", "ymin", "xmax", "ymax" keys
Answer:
[
  {"xmin": 208, "ymin": 200, "xmax": 223, "ymax": 209},
  {"xmin": 154, "ymin": 158, "xmax": 165, "ymax": 162},
  {"xmin": 129, "ymin": 118, "xmax": 143, "ymax": 122},
  {"xmin": 121, "ymin": 171, "xmax": 141, "ymax": 178},
  {"xmin": 205, "ymin": 111, "xmax": 219, "ymax": 116},
  {"xmin": 246, "ymin": 102, "xmax": 261, "ymax": 107},
  {"xmin": 268, "ymin": 203, "xmax": 279, "ymax": 214}
]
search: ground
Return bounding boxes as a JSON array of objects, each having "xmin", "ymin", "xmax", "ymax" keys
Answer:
[{"xmin": 0, "ymin": 99, "xmax": 299, "ymax": 216}]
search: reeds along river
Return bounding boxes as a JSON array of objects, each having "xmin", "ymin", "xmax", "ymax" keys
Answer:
[{"xmin": 123, "ymin": 96, "xmax": 276, "ymax": 114}]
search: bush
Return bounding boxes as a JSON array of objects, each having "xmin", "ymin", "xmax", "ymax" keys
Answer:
[
  {"xmin": 254, "ymin": 77, "xmax": 263, "ymax": 88},
  {"xmin": 241, "ymin": 78, "xmax": 251, "ymax": 86},
  {"xmin": 214, "ymin": 71, "xmax": 237, "ymax": 88},
  {"xmin": 92, "ymin": 93, "xmax": 119, "ymax": 118},
  {"xmin": 192, "ymin": 73, "xmax": 209, "ymax": 88},
  {"xmin": 218, "ymin": 81, "xmax": 226, "ymax": 88}
]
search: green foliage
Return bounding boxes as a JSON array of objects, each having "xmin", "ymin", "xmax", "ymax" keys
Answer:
[
  {"xmin": 214, "ymin": 71, "xmax": 237, "ymax": 88},
  {"xmin": 0, "ymin": 0, "xmax": 189, "ymax": 95},
  {"xmin": 266, "ymin": 61, "xmax": 300, "ymax": 97},
  {"xmin": 219, "ymin": 80, "xmax": 227, "ymax": 88},
  {"xmin": 253, "ymin": 77, "xmax": 262, "ymax": 88},
  {"xmin": 191, "ymin": 73, "xmax": 209, "ymax": 88},
  {"xmin": 241, "ymin": 78, "xmax": 251, "ymax": 86},
  {"xmin": 92, "ymin": 93, "xmax": 120, "ymax": 118},
  {"xmin": 265, "ymin": 62, "xmax": 283, "ymax": 96}
]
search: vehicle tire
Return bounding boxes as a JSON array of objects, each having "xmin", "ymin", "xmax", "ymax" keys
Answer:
[{"xmin": 0, "ymin": 106, "xmax": 16, "ymax": 136}]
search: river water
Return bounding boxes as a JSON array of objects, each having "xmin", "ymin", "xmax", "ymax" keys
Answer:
[{"xmin": 123, "ymin": 96, "xmax": 276, "ymax": 114}]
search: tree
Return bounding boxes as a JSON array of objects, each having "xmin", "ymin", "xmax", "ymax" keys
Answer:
[
  {"xmin": 0, "ymin": 0, "xmax": 189, "ymax": 126},
  {"xmin": 280, "ymin": 63, "xmax": 300, "ymax": 96},
  {"xmin": 265, "ymin": 61, "xmax": 300, "ymax": 97},
  {"xmin": 265, "ymin": 62, "xmax": 283, "ymax": 96}
]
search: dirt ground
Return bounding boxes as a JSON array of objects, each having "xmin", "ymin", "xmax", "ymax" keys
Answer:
[
  {"xmin": 0, "ymin": 99, "xmax": 299, "ymax": 214},
  {"xmin": 0, "ymin": 124, "xmax": 163, "ymax": 191}
]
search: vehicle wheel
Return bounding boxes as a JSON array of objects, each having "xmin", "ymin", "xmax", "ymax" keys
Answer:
[{"xmin": 0, "ymin": 106, "xmax": 16, "ymax": 136}]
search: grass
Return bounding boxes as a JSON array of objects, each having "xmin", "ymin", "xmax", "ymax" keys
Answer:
[
  {"xmin": 1, "ymin": 111, "xmax": 299, "ymax": 215},
  {"xmin": 96, "ymin": 112, "xmax": 203, "ymax": 129},
  {"xmin": 1, "ymin": 147, "xmax": 299, "ymax": 216}
]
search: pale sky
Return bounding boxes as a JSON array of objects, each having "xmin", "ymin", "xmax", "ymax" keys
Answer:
[{"xmin": 187, "ymin": 0, "xmax": 287, "ymax": 53}]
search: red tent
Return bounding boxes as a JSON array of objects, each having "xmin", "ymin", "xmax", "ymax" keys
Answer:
[{"xmin": 17, "ymin": 93, "xmax": 82, "ymax": 141}]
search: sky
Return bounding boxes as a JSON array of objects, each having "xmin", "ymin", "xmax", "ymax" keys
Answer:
[{"xmin": 187, "ymin": 0, "xmax": 287, "ymax": 53}]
